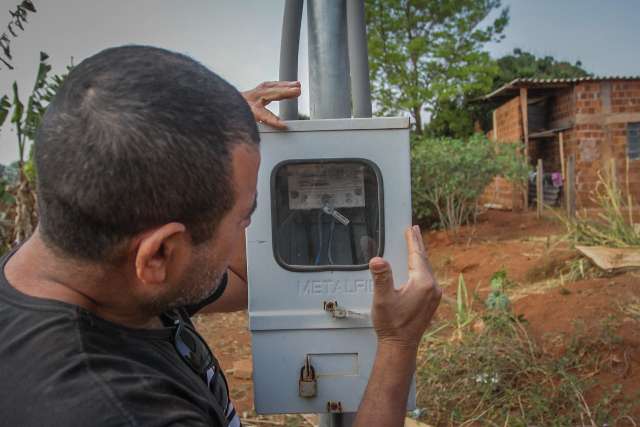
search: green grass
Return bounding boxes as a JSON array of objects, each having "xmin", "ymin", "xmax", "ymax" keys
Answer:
[
  {"xmin": 415, "ymin": 275, "xmax": 638, "ymax": 426},
  {"xmin": 562, "ymin": 170, "xmax": 640, "ymax": 249}
]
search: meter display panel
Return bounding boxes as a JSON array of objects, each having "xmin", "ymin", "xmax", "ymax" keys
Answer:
[{"xmin": 271, "ymin": 159, "xmax": 383, "ymax": 270}]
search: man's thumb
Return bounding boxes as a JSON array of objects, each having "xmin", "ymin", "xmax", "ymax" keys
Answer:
[{"xmin": 369, "ymin": 257, "xmax": 394, "ymax": 296}]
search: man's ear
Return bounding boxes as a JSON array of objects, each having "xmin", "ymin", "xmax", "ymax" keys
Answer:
[{"xmin": 134, "ymin": 223, "xmax": 189, "ymax": 286}]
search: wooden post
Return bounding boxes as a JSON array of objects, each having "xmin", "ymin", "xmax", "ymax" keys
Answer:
[
  {"xmin": 492, "ymin": 110, "xmax": 498, "ymax": 141},
  {"xmin": 627, "ymin": 156, "xmax": 634, "ymax": 225},
  {"xmin": 566, "ymin": 154, "xmax": 576, "ymax": 219},
  {"xmin": 610, "ymin": 158, "xmax": 617, "ymax": 193},
  {"xmin": 536, "ymin": 159, "xmax": 543, "ymax": 219},
  {"xmin": 559, "ymin": 131, "xmax": 566, "ymax": 180},
  {"xmin": 520, "ymin": 87, "xmax": 530, "ymax": 211}
]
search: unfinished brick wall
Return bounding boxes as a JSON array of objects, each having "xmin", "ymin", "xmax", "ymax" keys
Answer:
[
  {"xmin": 611, "ymin": 81, "xmax": 640, "ymax": 114},
  {"xmin": 575, "ymin": 82, "xmax": 602, "ymax": 115},
  {"xmin": 571, "ymin": 81, "xmax": 640, "ymax": 207},
  {"xmin": 550, "ymin": 88, "xmax": 574, "ymax": 128},
  {"xmin": 480, "ymin": 176, "xmax": 517, "ymax": 209},
  {"xmin": 481, "ymin": 80, "xmax": 640, "ymax": 211},
  {"xmin": 609, "ymin": 81, "xmax": 640, "ymax": 202},
  {"xmin": 493, "ymin": 96, "xmax": 522, "ymax": 142},
  {"xmin": 480, "ymin": 96, "xmax": 523, "ymax": 209},
  {"xmin": 573, "ymin": 123, "xmax": 605, "ymax": 205}
]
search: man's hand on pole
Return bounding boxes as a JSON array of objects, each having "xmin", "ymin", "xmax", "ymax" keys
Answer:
[
  {"xmin": 242, "ymin": 81, "xmax": 301, "ymax": 129},
  {"xmin": 369, "ymin": 225, "xmax": 442, "ymax": 350}
]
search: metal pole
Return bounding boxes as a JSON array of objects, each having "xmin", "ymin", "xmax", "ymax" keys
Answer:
[
  {"xmin": 308, "ymin": 0, "xmax": 355, "ymax": 425},
  {"xmin": 307, "ymin": 0, "xmax": 351, "ymax": 119},
  {"xmin": 279, "ymin": 0, "xmax": 304, "ymax": 120},
  {"xmin": 346, "ymin": 0, "xmax": 372, "ymax": 118},
  {"xmin": 321, "ymin": 412, "xmax": 356, "ymax": 427}
]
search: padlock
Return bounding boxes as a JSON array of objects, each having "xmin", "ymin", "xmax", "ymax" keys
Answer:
[{"xmin": 298, "ymin": 356, "xmax": 317, "ymax": 398}]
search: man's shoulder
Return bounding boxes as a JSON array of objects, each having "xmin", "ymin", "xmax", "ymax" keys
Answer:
[
  {"xmin": 0, "ymin": 301, "xmax": 219, "ymax": 426},
  {"xmin": 0, "ymin": 300, "xmax": 131, "ymax": 425}
]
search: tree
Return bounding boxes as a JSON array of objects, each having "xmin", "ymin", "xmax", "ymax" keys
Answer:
[
  {"xmin": 492, "ymin": 48, "xmax": 589, "ymax": 89},
  {"xmin": 426, "ymin": 48, "xmax": 590, "ymax": 138},
  {"xmin": 365, "ymin": 0, "xmax": 509, "ymax": 134}
]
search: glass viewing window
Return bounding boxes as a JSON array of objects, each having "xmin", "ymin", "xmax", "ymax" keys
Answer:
[{"xmin": 271, "ymin": 159, "xmax": 384, "ymax": 271}]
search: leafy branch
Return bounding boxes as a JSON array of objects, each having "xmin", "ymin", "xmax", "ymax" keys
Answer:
[
  {"xmin": 0, "ymin": 0, "xmax": 37, "ymax": 70},
  {"xmin": 411, "ymin": 134, "xmax": 527, "ymax": 229},
  {"xmin": 366, "ymin": 0, "xmax": 508, "ymax": 134}
]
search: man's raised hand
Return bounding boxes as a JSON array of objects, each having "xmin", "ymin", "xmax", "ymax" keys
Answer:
[
  {"xmin": 242, "ymin": 81, "xmax": 302, "ymax": 129},
  {"xmin": 368, "ymin": 225, "xmax": 442, "ymax": 350}
]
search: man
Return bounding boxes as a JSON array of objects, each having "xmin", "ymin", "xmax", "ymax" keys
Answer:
[{"xmin": 0, "ymin": 46, "xmax": 441, "ymax": 426}]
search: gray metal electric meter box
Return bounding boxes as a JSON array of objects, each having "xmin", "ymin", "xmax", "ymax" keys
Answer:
[{"xmin": 246, "ymin": 117, "xmax": 415, "ymax": 415}]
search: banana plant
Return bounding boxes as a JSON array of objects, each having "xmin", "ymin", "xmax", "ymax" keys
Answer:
[
  {"xmin": 0, "ymin": 94, "xmax": 13, "ymax": 252},
  {"xmin": 0, "ymin": 94, "xmax": 9, "ymax": 127},
  {"xmin": 2, "ymin": 52, "xmax": 68, "ymax": 243}
]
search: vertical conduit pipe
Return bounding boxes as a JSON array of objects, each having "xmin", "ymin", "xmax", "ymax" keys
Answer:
[
  {"xmin": 347, "ymin": 0, "xmax": 372, "ymax": 118},
  {"xmin": 307, "ymin": 0, "xmax": 351, "ymax": 119},
  {"xmin": 278, "ymin": 0, "xmax": 304, "ymax": 120}
]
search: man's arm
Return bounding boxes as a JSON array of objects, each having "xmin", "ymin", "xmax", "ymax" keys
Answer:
[{"xmin": 354, "ymin": 226, "xmax": 442, "ymax": 427}]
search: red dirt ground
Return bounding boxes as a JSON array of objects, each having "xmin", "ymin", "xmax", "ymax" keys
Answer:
[{"xmin": 196, "ymin": 209, "xmax": 640, "ymax": 425}]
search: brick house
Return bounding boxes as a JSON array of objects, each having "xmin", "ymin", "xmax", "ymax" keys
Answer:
[{"xmin": 479, "ymin": 77, "xmax": 640, "ymax": 210}]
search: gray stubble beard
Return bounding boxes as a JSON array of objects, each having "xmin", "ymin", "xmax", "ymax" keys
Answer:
[{"xmin": 169, "ymin": 265, "xmax": 226, "ymax": 310}]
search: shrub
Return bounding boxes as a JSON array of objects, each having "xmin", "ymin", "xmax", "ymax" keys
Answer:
[{"xmin": 411, "ymin": 133, "xmax": 527, "ymax": 229}]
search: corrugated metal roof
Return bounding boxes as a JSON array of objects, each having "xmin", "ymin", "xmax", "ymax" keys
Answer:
[
  {"xmin": 479, "ymin": 76, "xmax": 640, "ymax": 101},
  {"xmin": 512, "ymin": 76, "xmax": 640, "ymax": 84}
]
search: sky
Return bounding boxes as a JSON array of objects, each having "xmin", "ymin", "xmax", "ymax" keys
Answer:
[{"xmin": 0, "ymin": 0, "xmax": 638, "ymax": 164}]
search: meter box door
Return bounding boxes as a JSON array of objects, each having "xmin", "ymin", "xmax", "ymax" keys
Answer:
[{"xmin": 247, "ymin": 117, "xmax": 415, "ymax": 414}]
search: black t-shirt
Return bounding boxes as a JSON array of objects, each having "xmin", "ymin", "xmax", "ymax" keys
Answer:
[{"xmin": 0, "ymin": 251, "xmax": 236, "ymax": 427}]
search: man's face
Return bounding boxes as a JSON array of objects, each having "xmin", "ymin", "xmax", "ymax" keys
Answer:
[{"xmin": 169, "ymin": 143, "xmax": 260, "ymax": 308}]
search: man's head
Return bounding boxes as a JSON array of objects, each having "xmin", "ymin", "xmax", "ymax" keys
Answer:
[{"xmin": 35, "ymin": 45, "xmax": 260, "ymax": 312}]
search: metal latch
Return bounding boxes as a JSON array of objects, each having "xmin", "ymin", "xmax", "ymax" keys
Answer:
[
  {"xmin": 298, "ymin": 355, "xmax": 317, "ymax": 398},
  {"xmin": 323, "ymin": 300, "xmax": 366, "ymax": 319},
  {"xmin": 327, "ymin": 400, "xmax": 343, "ymax": 413}
]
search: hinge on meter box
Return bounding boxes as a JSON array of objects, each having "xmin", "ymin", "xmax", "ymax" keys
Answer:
[{"xmin": 322, "ymin": 300, "xmax": 367, "ymax": 319}]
